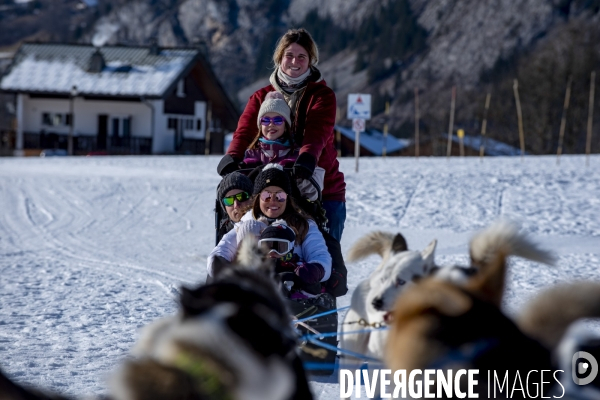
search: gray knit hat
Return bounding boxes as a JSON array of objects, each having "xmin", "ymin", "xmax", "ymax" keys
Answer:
[
  {"xmin": 217, "ymin": 172, "xmax": 254, "ymax": 211},
  {"xmin": 257, "ymin": 91, "xmax": 291, "ymax": 129}
]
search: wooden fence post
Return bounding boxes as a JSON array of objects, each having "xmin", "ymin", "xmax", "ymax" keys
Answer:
[
  {"xmin": 446, "ymin": 86, "xmax": 456, "ymax": 158},
  {"xmin": 513, "ymin": 80, "xmax": 525, "ymax": 161},
  {"xmin": 587, "ymin": 71, "xmax": 596, "ymax": 167},
  {"xmin": 205, "ymin": 104, "xmax": 212, "ymax": 155},
  {"xmin": 557, "ymin": 76, "xmax": 573, "ymax": 165},
  {"xmin": 414, "ymin": 89, "xmax": 419, "ymax": 158},
  {"xmin": 479, "ymin": 93, "xmax": 491, "ymax": 161},
  {"xmin": 383, "ymin": 101, "xmax": 390, "ymax": 158}
]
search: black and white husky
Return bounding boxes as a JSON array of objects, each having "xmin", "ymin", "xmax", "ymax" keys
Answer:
[
  {"xmin": 112, "ymin": 237, "xmax": 313, "ymax": 400},
  {"xmin": 0, "ymin": 238, "xmax": 312, "ymax": 400}
]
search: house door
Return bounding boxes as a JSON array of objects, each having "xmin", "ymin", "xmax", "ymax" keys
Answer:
[
  {"xmin": 174, "ymin": 119, "xmax": 184, "ymax": 150},
  {"xmin": 97, "ymin": 115, "xmax": 108, "ymax": 150}
]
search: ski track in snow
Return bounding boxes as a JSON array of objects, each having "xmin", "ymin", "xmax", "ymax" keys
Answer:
[{"xmin": 0, "ymin": 155, "xmax": 599, "ymax": 399}]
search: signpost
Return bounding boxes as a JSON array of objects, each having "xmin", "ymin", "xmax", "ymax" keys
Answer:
[
  {"xmin": 457, "ymin": 128, "xmax": 465, "ymax": 157},
  {"xmin": 347, "ymin": 94, "xmax": 371, "ymax": 172}
]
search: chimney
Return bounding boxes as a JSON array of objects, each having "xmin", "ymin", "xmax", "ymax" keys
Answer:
[
  {"xmin": 192, "ymin": 37, "xmax": 208, "ymax": 56},
  {"xmin": 88, "ymin": 48, "xmax": 105, "ymax": 73},
  {"xmin": 149, "ymin": 38, "xmax": 160, "ymax": 56}
]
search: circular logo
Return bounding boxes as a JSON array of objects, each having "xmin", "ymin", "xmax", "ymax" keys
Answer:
[{"xmin": 572, "ymin": 351, "xmax": 599, "ymax": 385}]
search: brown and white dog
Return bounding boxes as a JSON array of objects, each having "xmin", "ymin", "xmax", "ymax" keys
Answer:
[{"xmin": 385, "ymin": 221, "xmax": 600, "ymax": 398}]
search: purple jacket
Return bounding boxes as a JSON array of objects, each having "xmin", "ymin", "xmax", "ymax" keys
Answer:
[{"xmin": 243, "ymin": 141, "xmax": 298, "ymax": 169}]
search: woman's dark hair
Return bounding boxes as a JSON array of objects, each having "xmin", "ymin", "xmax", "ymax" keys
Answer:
[
  {"xmin": 272, "ymin": 28, "xmax": 319, "ymax": 67},
  {"xmin": 252, "ymin": 192, "xmax": 310, "ymax": 243},
  {"xmin": 247, "ymin": 122, "xmax": 291, "ymax": 149}
]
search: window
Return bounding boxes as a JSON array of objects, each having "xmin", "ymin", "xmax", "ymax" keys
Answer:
[
  {"xmin": 168, "ymin": 118, "xmax": 178, "ymax": 129},
  {"xmin": 53, "ymin": 114, "xmax": 63, "ymax": 126},
  {"xmin": 184, "ymin": 119, "xmax": 194, "ymax": 130},
  {"xmin": 176, "ymin": 79, "xmax": 185, "ymax": 98},
  {"xmin": 42, "ymin": 112, "xmax": 71, "ymax": 127},
  {"xmin": 112, "ymin": 118, "xmax": 120, "ymax": 137},
  {"xmin": 196, "ymin": 119, "xmax": 202, "ymax": 131},
  {"xmin": 123, "ymin": 117, "xmax": 131, "ymax": 138},
  {"xmin": 110, "ymin": 117, "xmax": 132, "ymax": 137}
]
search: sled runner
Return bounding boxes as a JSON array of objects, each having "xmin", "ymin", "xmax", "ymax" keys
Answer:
[{"xmin": 214, "ymin": 167, "xmax": 347, "ymax": 375}]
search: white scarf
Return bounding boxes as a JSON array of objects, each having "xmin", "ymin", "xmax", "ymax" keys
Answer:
[{"xmin": 277, "ymin": 66, "xmax": 311, "ymax": 88}]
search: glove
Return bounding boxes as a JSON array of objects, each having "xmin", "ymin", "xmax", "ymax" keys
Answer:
[
  {"xmin": 278, "ymin": 271, "xmax": 302, "ymax": 286},
  {"xmin": 294, "ymin": 262, "xmax": 325, "ymax": 285},
  {"xmin": 236, "ymin": 220, "xmax": 268, "ymax": 245},
  {"xmin": 217, "ymin": 154, "xmax": 241, "ymax": 176},
  {"xmin": 275, "ymin": 253, "xmax": 300, "ymax": 272},
  {"xmin": 293, "ymin": 152, "xmax": 317, "ymax": 180}
]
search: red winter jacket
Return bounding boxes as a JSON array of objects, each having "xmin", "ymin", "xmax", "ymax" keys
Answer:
[{"xmin": 227, "ymin": 81, "xmax": 346, "ymax": 202}]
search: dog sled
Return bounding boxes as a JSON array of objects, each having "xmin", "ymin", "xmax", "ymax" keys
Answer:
[{"xmin": 214, "ymin": 167, "xmax": 348, "ymax": 375}]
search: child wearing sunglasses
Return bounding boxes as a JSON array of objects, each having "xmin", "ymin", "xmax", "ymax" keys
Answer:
[
  {"xmin": 207, "ymin": 164, "xmax": 331, "ymax": 298},
  {"xmin": 243, "ymin": 91, "xmax": 294, "ymax": 167},
  {"xmin": 214, "ymin": 172, "xmax": 254, "ymax": 244},
  {"xmin": 259, "ymin": 221, "xmax": 324, "ymax": 298},
  {"xmin": 243, "ymin": 92, "xmax": 324, "ymax": 201}
]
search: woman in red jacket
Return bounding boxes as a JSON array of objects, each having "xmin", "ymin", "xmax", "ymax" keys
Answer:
[{"xmin": 217, "ymin": 28, "xmax": 346, "ymax": 241}]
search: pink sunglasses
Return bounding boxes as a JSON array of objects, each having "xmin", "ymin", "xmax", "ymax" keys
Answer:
[{"xmin": 260, "ymin": 190, "xmax": 287, "ymax": 202}]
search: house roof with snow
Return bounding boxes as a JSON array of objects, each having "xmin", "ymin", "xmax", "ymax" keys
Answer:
[
  {"xmin": 335, "ymin": 125, "xmax": 411, "ymax": 156},
  {"xmin": 0, "ymin": 43, "xmax": 200, "ymax": 98},
  {"xmin": 449, "ymin": 134, "xmax": 526, "ymax": 156}
]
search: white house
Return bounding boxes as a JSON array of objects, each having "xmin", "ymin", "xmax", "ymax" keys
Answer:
[{"xmin": 0, "ymin": 42, "xmax": 239, "ymax": 155}]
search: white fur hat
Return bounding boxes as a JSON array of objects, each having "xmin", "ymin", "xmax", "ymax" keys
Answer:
[{"xmin": 257, "ymin": 92, "xmax": 291, "ymax": 129}]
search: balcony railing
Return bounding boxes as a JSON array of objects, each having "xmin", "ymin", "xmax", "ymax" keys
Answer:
[{"xmin": 23, "ymin": 132, "xmax": 152, "ymax": 155}]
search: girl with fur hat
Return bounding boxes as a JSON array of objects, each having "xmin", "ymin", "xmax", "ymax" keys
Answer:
[{"xmin": 207, "ymin": 164, "xmax": 331, "ymax": 297}]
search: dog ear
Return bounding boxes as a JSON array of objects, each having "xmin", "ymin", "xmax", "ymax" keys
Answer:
[
  {"xmin": 212, "ymin": 256, "xmax": 230, "ymax": 279},
  {"xmin": 465, "ymin": 250, "xmax": 507, "ymax": 307},
  {"xmin": 236, "ymin": 235, "xmax": 276, "ymax": 276},
  {"xmin": 420, "ymin": 239, "xmax": 437, "ymax": 273},
  {"xmin": 236, "ymin": 235, "xmax": 261, "ymax": 268},
  {"xmin": 391, "ymin": 233, "xmax": 408, "ymax": 253},
  {"xmin": 178, "ymin": 286, "xmax": 211, "ymax": 317}
]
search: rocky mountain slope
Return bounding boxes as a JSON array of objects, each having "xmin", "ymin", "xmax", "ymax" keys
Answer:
[{"xmin": 3, "ymin": 0, "xmax": 600, "ymax": 154}]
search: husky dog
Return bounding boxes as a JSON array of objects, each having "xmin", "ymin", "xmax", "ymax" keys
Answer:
[
  {"xmin": 0, "ymin": 238, "xmax": 312, "ymax": 400},
  {"xmin": 384, "ymin": 221, "xmax": 600, "ymax": 398},
  {"xmin": 111, "ymin": 237, "xmax": 312, "ymax": 400},
  {"xmin": 339, "ymin": 231, "xmax": 437, "ymax": 398}
]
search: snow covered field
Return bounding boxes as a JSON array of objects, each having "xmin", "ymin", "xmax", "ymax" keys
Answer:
[{"xmin": 0, "ymin": 155, "xmax": 599, "ymax": 399}]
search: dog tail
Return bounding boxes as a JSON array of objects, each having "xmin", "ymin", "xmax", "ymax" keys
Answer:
[
  {"xmin": 517, "ymin": 282, "xmax": 600, "ymax": 349},
  {"xmin": 469, "ymin": 220, "xmax": 556, "ymax": 268},
  {"xmin": 347, "ymin": 231, "xmax": 408, "ymax": 262}
]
